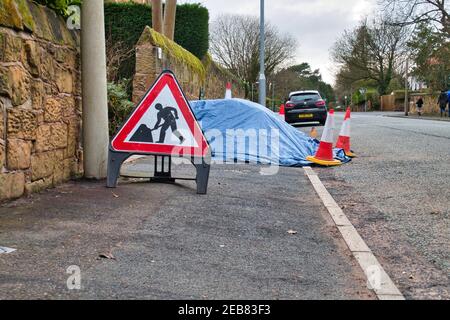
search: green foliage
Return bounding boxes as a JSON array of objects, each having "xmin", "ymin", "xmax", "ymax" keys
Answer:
[
  {"xmin": 33, "ymin": 0, "xmax": 81, "ymax": 17},
  {"xmin": 275, "ymin": 63, "xmax": 335, "ymax": 103},
  {"xmin": 104, "ymin": 2, "xmax": 209, "ymax": 82},
  {"xmin": 387, "ymin": 78, "xmax": 403, "ymax": 93},
  {"xmin": 408, "ymin": 22, "xmax": 450, "ymax": 90},
  {"xmin": 108, "ymin": 79, "xmax": 134, "ymax": 136},
  {"xmin": 351, "ymin": 88, "xmax": 380, "ymax": 110}
]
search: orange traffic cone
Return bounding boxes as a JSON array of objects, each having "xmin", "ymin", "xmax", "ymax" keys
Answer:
[
  {"xmin": 279, "ymin": 104, "xmax": 285, "ymax": 121},
  {"xmin": 336, "ymin": 107, "xmax": 356, "ymax": 158},
  {"xmin": 306, "ymin": 109, "xmax": 342, "ymax": 166},
  {"xmin": 310, "ymin": 127, "xmax": 318, "ymax": 139},
  {"xmin": 225, "ymin": 82, "xmax": 232, "ymax": 99}
]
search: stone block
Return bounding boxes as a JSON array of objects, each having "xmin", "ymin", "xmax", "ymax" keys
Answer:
[
  {"xmin": 44, "ymin": 97, "xmax": 62, "ymax": 122},
  {"xmin": 0, "ymin": 32, "xmax": 23, "ymax": 62},
  {"xmin": 66, "ymin": 119, "xmax": 79, "ymax": 158},
  {"xmin": 61, "ymin": 96, "xmax": 76, "ymax": 119},
  {"xmin": 24, "ymin": 40, "xmax": 40, "ymax": 76},
  {"xmin": 6, "ymin": 138, "xmax": 32, "ymax": 170},
  {"xmin": 55, "ymin": 66, "xmax": 73, "ymax": 94},
  {"xmin": 31, "ymin": 79, "xmax": 45, "ymax": 110},
  {"xmin": 35, "ymin": 123, "xmax": 68, "ymax": 152},
  {"xmin": 25, "ymin": 177, "xmax": 53, "ymax": 194},
  {"xmin": 39, "ymin": 46, "xmax": 55, "ymax": 81},
  {"xmin": 0, "ymin": 1, "xmax": 23, "ymax": 30},
  {"xmin": 0, "ymin": 172, "xmax": 25, "ymax": 200},
  {"xmin": 31, "ymin": 151, "xmax": 55, "ymax": 181},
  {"xmin": 7, "ymin": 108, "xmax": 37, "ymax": 140},
  {"xmin": 0, "ymin": 65, "xmax": 30, "ymax": 106}
]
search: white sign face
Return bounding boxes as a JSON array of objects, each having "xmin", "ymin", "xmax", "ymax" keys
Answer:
[{"xmin": 125, "ymin": 85, "xmax": 199, "ymax": 148}]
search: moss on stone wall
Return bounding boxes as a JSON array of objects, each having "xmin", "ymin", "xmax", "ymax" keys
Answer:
[
  {"xmin": 0, "ymin": 0, "xmax": 77, "ymax": 46},
  {"xmin": 139, "ymin": 27, "xmax": 206, "ymax": 81},
  {"xmin": 0, "ymin": 0, "xmax": 25, "ymax": 30}
]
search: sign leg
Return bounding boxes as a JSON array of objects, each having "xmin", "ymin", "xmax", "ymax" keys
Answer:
[
  {"xmin": 106, "ymin": 150, "xmax": 131, "ymax": 188},
  {"xmin": 151, "ymin": 155, "xmax": 175, "ymax": 184},
  {"xmin": 194, "ymin": 160, "xmax": 210, "ymax": 195}
]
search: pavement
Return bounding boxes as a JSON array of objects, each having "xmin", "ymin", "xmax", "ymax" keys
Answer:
[
  {"xmin": 297, "ymin": 112, "xmax": 450, "ymax": 300},
  {"xmin": 0, "ymin": 161, "xmax": 374, "ymax": 300},
  {"xmin": 387, "ymin": 114, "xmax": 450, "ymax": 122}
]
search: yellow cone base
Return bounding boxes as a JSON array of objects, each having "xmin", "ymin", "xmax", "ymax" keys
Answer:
[
  {"xmin": 345, "ymin": 151, "xmax": 357, "ymax": 158},
  {"xmin": 306, "ymin": 156, "xmax": 342, "ymax": 167}
]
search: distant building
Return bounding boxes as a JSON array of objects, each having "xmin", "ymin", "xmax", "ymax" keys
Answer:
[{"xmin": 408, "ymin": 76, "xmax": 428, "ymax": 91}]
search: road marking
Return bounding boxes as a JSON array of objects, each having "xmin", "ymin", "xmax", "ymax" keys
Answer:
[{"xmin": 303, "ymin": 166, "xmax": 405, "ymax": 300}]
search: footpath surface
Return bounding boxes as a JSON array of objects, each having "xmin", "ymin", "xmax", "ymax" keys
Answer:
[{"xmin": 0, "ymin": 159, "xmax": 373, "ymax": 299}]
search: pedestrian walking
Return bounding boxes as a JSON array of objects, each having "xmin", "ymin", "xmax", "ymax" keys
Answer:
[
  {"xmin": 438, "ymin": 90, "xmax": 448, "ymax": 117},
  {"xmin": 416, "ymin": 96, "xmax": 424, "ymax": 116},
  {"xmin": 447, "ymin": 90, "xmax": 450, "ymax": 117}
]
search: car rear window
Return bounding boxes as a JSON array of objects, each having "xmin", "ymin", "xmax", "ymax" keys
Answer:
[{"xmin": 290, "ymin": 94, "xmax": 320, "ymax": 102}]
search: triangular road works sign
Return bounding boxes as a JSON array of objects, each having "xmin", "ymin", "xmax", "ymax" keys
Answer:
[
  {"xmin": 111, "ymin": 71, "xmax": 209, "ymax": 158},
  {"xmin": 107, "ymin": 70, "xmax": 211, "ymax": 194}
]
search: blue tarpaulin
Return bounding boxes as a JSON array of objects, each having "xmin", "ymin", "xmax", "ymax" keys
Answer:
[{"xmin": 190, "ymin": 99, "xmax": 349, "ymax": 167}]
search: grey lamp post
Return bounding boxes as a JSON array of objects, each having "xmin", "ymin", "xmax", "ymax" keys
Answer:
[
  {"xmin": 259, "ymin": 0, "xmax": 266, "ymax": 107},
  {"xmin": 81, "ymin": 0, "xmax": 109, "ymax": 179}
]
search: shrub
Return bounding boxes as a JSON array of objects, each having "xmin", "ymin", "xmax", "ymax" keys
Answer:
[
  {"xmin": 33, "ymin": 0, "xmax": 81, "ymax": 17},
  {"xmin": 108, "ymin": 79, "xmax": 134, "ymax": 136},
  {"xmin": 104, "ymin": 2, "xmax": 209, "ymax": 82}
]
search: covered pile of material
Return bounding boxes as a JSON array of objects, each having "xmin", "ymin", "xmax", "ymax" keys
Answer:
[{"xmin": 190, "ymin": 99, "xmax": 349, "ymax": 166}]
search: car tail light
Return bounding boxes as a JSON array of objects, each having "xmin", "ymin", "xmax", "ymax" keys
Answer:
[
  {"xmin": 315, "ymin": 100, "xmax": 326, "ymax": 107},
  {"xmin": 285, "ymin": 103, "xmax": 295, "ymax": 108}
]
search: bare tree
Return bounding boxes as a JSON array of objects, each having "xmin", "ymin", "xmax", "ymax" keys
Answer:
[
  {"xmin": 331, "ymin": 16, "xmax": 409, "ymax": 95},
  {"xmin": 381, "ymin": 0, "xmax": 449, "ymax": 35},
  {"xmin": 210, "ymin": 14, "xmax": 296, "ymax": 92}
]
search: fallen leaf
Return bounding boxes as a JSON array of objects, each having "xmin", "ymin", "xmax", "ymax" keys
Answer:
[
  {"xmin": 99, "ymin": 252, "xmax": 116, "ymax": 260},
  {"xmin": 112, "ymin": 192, "xmax": 119, "ymax": 198},
  {"xmin": 287, "ymin": 230, "xmax": 298, "ymax": 235}
]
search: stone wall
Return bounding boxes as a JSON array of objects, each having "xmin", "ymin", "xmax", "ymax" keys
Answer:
[
  {"xmin": 409, "ymin": 94, "xmax": 440, "ymax": 115},
  {"xmin": 381, "ymin": 93, "xmax": 440, "ymax": 114},
  {"xmin": 0, "ymin": 0, "xmax": 82, "ymax": 201},
  {"xmin": 133, "ymin": 26, "xmax": 245, "ymax": 103}
]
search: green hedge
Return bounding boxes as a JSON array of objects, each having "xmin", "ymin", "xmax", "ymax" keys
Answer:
[
  {"xmin": 174, "ymin": 3, "xmax": 209, "ymax": 61},
  {"xmin": 104, "ymin": 2, "xmax": 209, "ymax": 82}
]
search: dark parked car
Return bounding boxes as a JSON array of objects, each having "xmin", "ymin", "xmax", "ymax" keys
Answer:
[{"xmin": 284, "ymin": 90, "xmax": 327, "ymax": 125}]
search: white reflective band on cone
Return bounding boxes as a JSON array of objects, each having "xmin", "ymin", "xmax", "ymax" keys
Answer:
[
  {"xmin": 321, "ymin": 111, "xmax": 335, "ymax": 143},
  {"xmin": 339, "ymin": 118, "xmax": 351, "ymax": 137}
]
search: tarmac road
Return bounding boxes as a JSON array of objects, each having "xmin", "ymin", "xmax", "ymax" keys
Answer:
[
  {"xmin": 297, "ymin": 112, "xmax": 450, "ymax": 299},
  {"xmin": 0, "ymin": 163, "xmax": 373, "ymax": 300}
]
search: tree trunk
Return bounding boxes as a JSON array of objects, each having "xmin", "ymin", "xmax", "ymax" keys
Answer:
[
  {"xmin": 152, "ymin": 0, "xmax": 163, "ymax": 34},
  {"xmin": 163, "ymin": 0, "xmax": 177, "ymax": 40}
]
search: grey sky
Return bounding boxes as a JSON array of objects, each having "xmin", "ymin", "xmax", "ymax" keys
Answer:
[{"xmin": 179, "ymin": 0, "xmax": 378, "ymax": 84}]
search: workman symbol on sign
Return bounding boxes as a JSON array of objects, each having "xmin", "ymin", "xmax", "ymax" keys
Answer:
[{"xmin": 153, "ymin": 103, "xmax": 185, "ymax": 144}]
